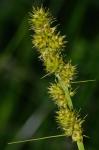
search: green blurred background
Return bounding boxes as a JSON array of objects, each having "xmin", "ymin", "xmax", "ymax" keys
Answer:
[{"xmin": 0, "ymin": 0, "xmax": 99, "ymax": 150}]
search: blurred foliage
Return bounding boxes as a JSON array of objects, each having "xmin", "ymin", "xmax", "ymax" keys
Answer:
[{"xmin": 0, "ymin": 0, "xmax": 99, "ymax": 150}]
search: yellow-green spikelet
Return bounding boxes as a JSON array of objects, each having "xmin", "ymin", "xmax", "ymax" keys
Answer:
[
  {"xmin": 57, "ymin": 61, "xmax": 76, "ymax": 85},
  {"xmin": 48, "ymin": 83, "xmax": 75, "ymax": 107},
  {"xmin": 56, "ymin": 108, "xmax": 83, "ymax": 142},
  {"xmin": 48, "ymin": 83, "xmax": 67, "ymax": 107},
  {"xmin": 31, "ymin": 7, "xmax": 66, "ymax": 73}
]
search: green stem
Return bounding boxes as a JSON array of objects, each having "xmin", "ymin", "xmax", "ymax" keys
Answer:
[
  {"xmin": 56, "ymin": 74, "xmax": 73, "ymax": 110},
  {"xmin": 56, "ymin": 74, "xmax": 85, "ymax": 150},
  {"xmin": 64, "ymin": 84, "xmax": 85, "ymax": 150},
  {"xmin": 63, "ymin": 85, "xmax": 73, "ymax": 109},
  {"xmin": 77, "ymin": 141, "xmax": 85, "ymax": 150}
]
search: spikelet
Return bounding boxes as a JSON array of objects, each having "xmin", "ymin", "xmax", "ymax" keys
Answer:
[
  {"xmin": 31, "ymin": 7, "xmax": 66, "ymax": 73},
  {"xmin": 48, "ymin": 83, "xmax": 67, "ymax": 107},
  {"xmin": 42, "ymin": 53, "xmax": 63, "ymax": 73},
  {"xmin": 56, "ymin": 108, "xmax": 83, "ymax": 142},
  {"xmin": 56, "ymin": 61, "xmax": 76, "ymax": 85},
  {"xmin": 31, "ymin": 7, "xmax": 65, "ymax": 52}
]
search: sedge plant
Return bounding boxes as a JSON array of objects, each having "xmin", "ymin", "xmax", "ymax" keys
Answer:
[
  {"xmin": 8, "ymin": 6, "xmax": 95, "ymax": 150},
  {"xmin": 30, "ymin": 7, "xmax": 85, "ymax": 150}
]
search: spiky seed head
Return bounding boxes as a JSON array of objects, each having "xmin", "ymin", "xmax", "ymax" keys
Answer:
[
  {"xmin": 31, "ymin": 7, "xmax": 66, "ymax": 73},
  {"xmin": 30, "ymin": 7, "xmax": 52, "ymax": 30},
  {"xmin": 57, "ymin": 61, "xmax": 76, "ymax": 85},
  {"xmin": 56, "ymin": 108, "xmax": 83, "ymax": 142},
  {"xmin": 31, "ymin": 7, "xmax": 84, "ymax": 144},
  {"xmin": 48, "ymin": 83, "xmax": 67, "ymax": 107}
]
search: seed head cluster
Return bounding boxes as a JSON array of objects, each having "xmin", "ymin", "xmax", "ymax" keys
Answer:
[{"xmin": 31, "ymin": 7, "xmax": 84, "ymax": 143}]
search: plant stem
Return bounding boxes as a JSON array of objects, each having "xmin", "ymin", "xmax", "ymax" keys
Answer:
[
  {"xmin": 77, "ymin": 141, "xmax": 85, "ymax": 150},
  {"xmin": 57, "ymin": 75, "xmax": 85, "ymax": 150},
  {"xmin": 63, "ymin": 84, "xmax": 85, "ymax": 150},
  {"xmin": 56, "ymin": 74, "xmax": 73, "ymax": 110},
  {"xmin": 63, "ymin": 85, "xmax": 73, "ymax": 109},
  {"xmin": 64, "ymin": 84, "xmax": 85, "ymax": 150}
]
